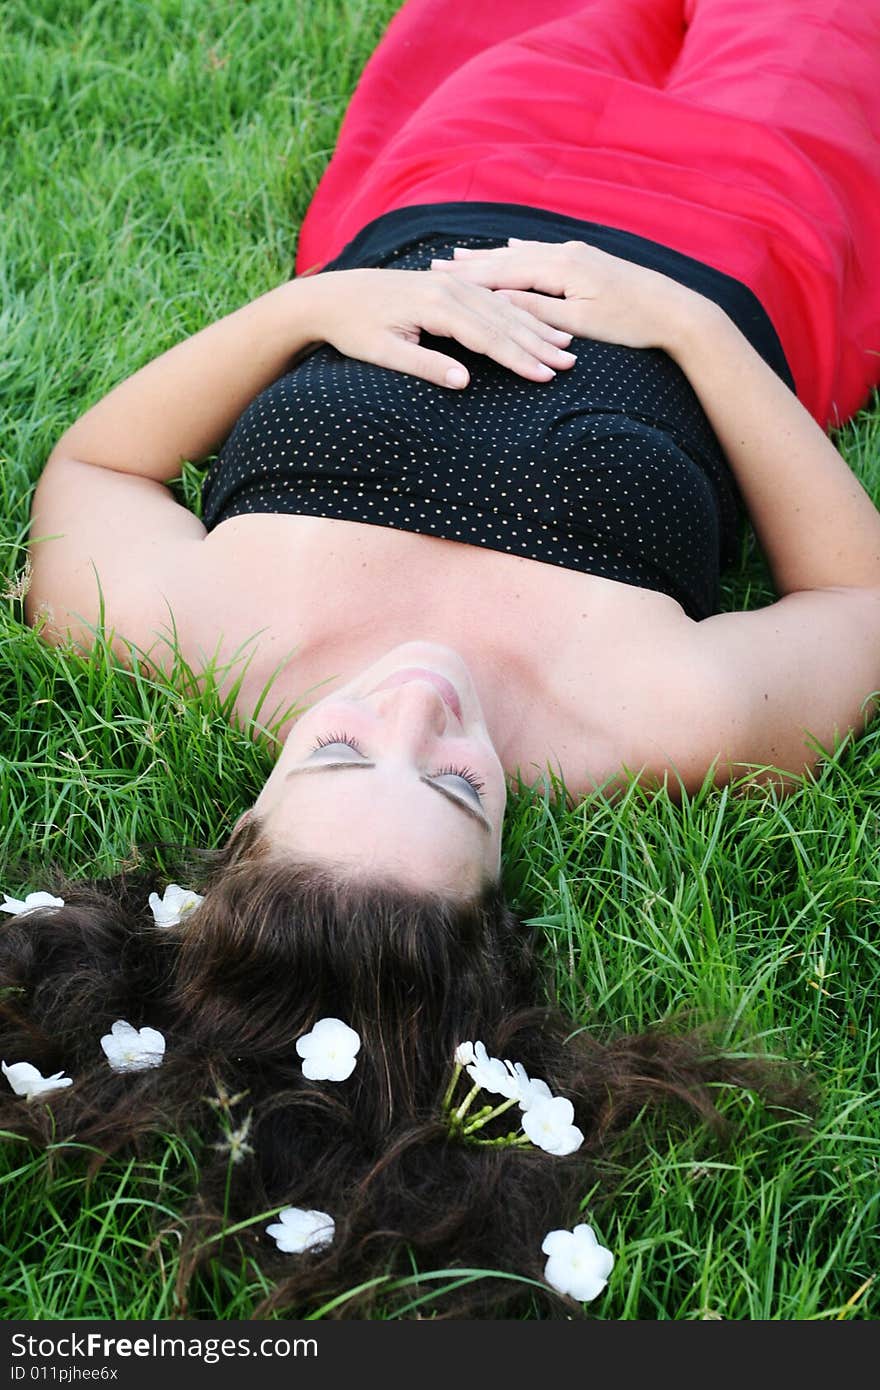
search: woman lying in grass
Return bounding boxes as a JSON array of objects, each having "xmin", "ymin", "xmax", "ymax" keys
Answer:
[{"xmin": 3, "ymin": 0, "xmax": 879, "ymax": 1317}]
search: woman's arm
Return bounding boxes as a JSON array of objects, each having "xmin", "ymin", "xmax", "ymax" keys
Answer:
[
  {"xmin": 433, "ymin": 239, "xmax": 880, "ymax": 595},
  {"xmin": 434, "ymin": 241, "xmax": 880, "ymax": 782},
  {"xmin": 44, "ymin": 269, "xmax": 576, "ymax": 483},
  {"xmin": 664, "ymin": 300, "xmax": 880, "ymax": 595},
  {"xmin": 29, "ymin": 268, "xmax": 575, "ymax": 649}
]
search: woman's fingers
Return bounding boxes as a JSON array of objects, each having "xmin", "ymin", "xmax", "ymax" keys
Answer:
[
  {"xmin": 376, "ymin": 335, "xmax": 473, "ymax": 389},
  {"xmin": 417, "ymin": 277, "xmax": 577, "ymax": 382},
  {"xmin": 428, "ymin": 267, "xmax": 571, "ymax": 341},
  {"xmin": 433, "ymin": 242, "xmax": 688, "ymax": 350},
  {"xmin": 505, "ymin": 303, "xmax": 574, "ymax": 348},
  {"xmin": 456, "ymin": 318, "xmax": 573, "ymax": 381},
  {"xmin": 373, "ymin": 325, "xmax": 570, "ymax": 392},
  {"xmin": 430, "ymin": 248, "xmax": 569, "ymax": 299},
  {"xmin": 494, "ymin": 288, "xmax": 582, "ymax": 337},
  {"xmin": 314, "ymin": 265, "xmax": 581, "ymax": 387}
]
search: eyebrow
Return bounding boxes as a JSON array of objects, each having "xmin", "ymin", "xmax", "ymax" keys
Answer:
[{"xmin": 284, "ymin": 761, "xmax": 492, "ymax": 834}]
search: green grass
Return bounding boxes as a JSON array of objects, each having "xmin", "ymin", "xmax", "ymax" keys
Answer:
[{"xmin": 2, "ymin": 0, "xmax": 879, "ymax": 1321}]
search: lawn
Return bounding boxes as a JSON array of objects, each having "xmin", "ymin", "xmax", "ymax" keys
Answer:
[{"xmin": 1, "ymin": 0, "xmax": 878, "ymax": 1320}]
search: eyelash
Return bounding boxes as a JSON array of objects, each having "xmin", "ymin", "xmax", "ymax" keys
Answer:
[
  {"xmin": 311, "ymin": 733, "xmax": 486, "ymax": 797},
  {"xmin": 433, "ymin": 764, "xmax": 486, "ymax": 796},
  {"xmin": 314, "ymin": 731, "xmax": 366, "ymax": 754}
]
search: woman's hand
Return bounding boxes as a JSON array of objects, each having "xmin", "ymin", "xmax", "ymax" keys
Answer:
[
  {"xmin": 299, "ymin": 265, "xmax": 578, "ymax": 388},
  {"xmin": 428, "ymin": 239, "xmax": 708, "ymax": 353}
]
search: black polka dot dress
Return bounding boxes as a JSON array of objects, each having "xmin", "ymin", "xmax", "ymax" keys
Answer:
[{"xmin": 201, "ymin": 204, "xmax": 795, "ymax": 621}]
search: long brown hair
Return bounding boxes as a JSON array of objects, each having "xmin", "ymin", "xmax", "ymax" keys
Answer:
[{"xmin": 0, "ymin": 821, "xmax": 811, "ymax": 1318}]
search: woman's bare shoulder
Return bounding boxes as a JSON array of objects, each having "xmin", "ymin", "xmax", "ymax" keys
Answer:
[
  {"xmin": 591, "ymin": 588, "xmax": 880, "ymax": 793},
  {"xmin": 28, "ymin": 456, "xmax": 204, "ymax": 659}
]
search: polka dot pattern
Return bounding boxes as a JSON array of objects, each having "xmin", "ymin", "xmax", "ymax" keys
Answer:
[{"xmin": 202, "ymin": 234, "xmax": 742, "ymax": 620}]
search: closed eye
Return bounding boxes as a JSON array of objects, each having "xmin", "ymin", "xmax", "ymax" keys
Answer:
[
  {"xmin": 310, "ymin": 736, "xmax": 485, "ymax": 802},
  {"xmin": 431, "ymin": 766, "xmax": 486, "ymax": 802},
  {"xmin": 313, "ymin": 733, "xmax": 366, "ymax": 756},
  {"xmin": 294, "ymin": 738, "xmax": 492, "ymax": 831}
]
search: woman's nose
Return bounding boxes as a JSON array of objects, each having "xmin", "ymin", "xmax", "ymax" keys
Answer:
[{"xmin": 372, "ymin": 679, "xmax": 450, "ymax": 739}]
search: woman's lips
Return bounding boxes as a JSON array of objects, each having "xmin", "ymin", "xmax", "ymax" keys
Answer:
[{"xmin": 370, "ymin": 668, "xmax": 463, "ymax": 721}]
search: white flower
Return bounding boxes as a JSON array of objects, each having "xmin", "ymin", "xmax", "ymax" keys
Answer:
[
  {"xmin": 148, "ymin": 884, "xmax": 204, "ymax": 927},
  {"xmin": 454, "ymin": 1041, "xmax": 476, "ymax": 1067},
  {"xmin": 100, "ymin": 1020, "xmax": 166, "ymax": 1072},
  {"xmin": 212, "ymin": 1112, "xmax": 255, "ymax": 1164},
  {"xmin": 542, "ymin": 1224, "xmax": 614, "ymax": 1302},
  {"xmin": 295, "ymin": 1017, "xmax": 360, "ymax": 1082},
  {"xmin": 521, "ymin": 1095, "xmax": 584, "ymax": 1155},
  {"xmin": 0, "ymin": 892, "xmax": 64, "ymax": 916},
  {"xmin": 266, "ymin": 1206, "xmax": 335, "ymax": 1254},
  {"xmin": 2, "ymin": 1060, "xmax": 73, "ymax": 1100},
  {"xmin": 465, "ymin": 1041, "xmax": 519, "ymax": 1098},
  {"xmin": 505, "ymin": 1060, "xmax": 553, "ymax": 1111}
]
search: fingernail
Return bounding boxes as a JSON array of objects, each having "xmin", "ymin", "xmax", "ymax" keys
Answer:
[
  {"xmin": 557, "ymin": 349, "xmax": 577, "ymax": 362},
  {"xmin": 508, "ymin": 237, "xmax": 524, "ymax": 245},
  {"xmin": 557, "ymin": 331, "xmax": 573, "ymax": 344},
  {"xmin": 537, "ymin": 366, "xmax": 556, "ymax": 380},
  {"xmin": 446, "ymin": 366, "xmax": 468, "ymax": 388}
]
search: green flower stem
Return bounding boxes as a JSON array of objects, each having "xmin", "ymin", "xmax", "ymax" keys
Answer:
[
  {"xmin": 453, "ymin": 1084, "xmax": 481, "ymax": 1123},
  {"xmin": 471, "ymin": 1132, "xmax": 534, "ymax": 1149},
  {"xmin": 441, "ymin": 1062, "xmax": 463, "ymax": 1113},
  {"xmin": 462, "ymin": 1096, "xmax": 519, "ymax": 1135}
]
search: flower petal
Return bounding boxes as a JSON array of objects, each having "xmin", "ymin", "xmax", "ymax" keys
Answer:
[
  {"xmin": 544, "ymin": 1252, "xmax": 576, "ymax": 1299},
  {"xmin": 266, "ymin": 1207, "xmax": 335, "ymax": 1254},
  {"xmin": 100, "ymin": 1020, "xmax": 166, "ymax": 1072},
  {"xmin": 541, "ymin": 1229, "xmax": 574, "ymax": 1258},
  {"xmin": 542, "ymin": 1223, "xmax": 614, "ymax": 1302},
  {"xmin": 519, "ymin": 1077, "xmax": 553, "ymax": 1111},
  {"xmin": 573, "ymin": 1224, "xmax": 600, "ymax": 1248},
  {"xmin": 148, "ymin": 884, "xmax": 204, "ymax": 927},
  {"xmin": 547, "ymin": 1124, "xmax": 585, "ymax": 1157},
  {"xmin": 301, "ymin": 1053, "xmax": 357, "ymax": 1082},
  {"xmin": 311, "ymin": 1018, "xmax": 361, "ymax": 1052},
  {"xmin": 296, "ymin": 1018, "xmax": 360, "ymax": 1081},
  {"xmin": 2, "ymin": 1060, "xmax": 43, "ymax": 1094},
  {"xmin": 506, "ymin": 1061, "xmax": 553, "ymax": 1111},
  {"xmin": 465, "ymin": 1043, "xmax": 519, "ymax": 1098},
  {"xmin": 1, "ymin": 892, "xmax": 64, "ymax": 916},
  {"xmin": 110, "ymin": 1020, "xmax": 139, "ymax": 1041},
  {"xmin": 135, "ymin": 1026, "xmax": 166, "ymax": 1055},
  {"xmin": 2, "ymin": 1058, "xmax": 73, "ymax": 1098}
]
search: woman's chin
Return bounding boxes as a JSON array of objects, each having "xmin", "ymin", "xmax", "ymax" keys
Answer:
[{"xmin": 378, "ymin": 638, "xmax": 473, "ymax": 678}]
